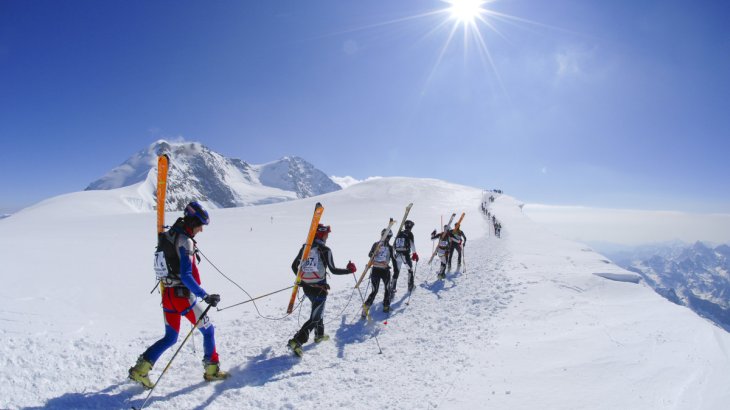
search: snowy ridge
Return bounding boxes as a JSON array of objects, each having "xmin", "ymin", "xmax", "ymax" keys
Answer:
[
  {"xmin": 1, "ymin": 178, "xmax": 729, "ymax": 409},
  {"xmin": 85, "ymin": 140, "xmax": 341, "ymax": 211},
  {"xmin": 255, "ymin": 156, "xmax": 342, "ymax": 199}
]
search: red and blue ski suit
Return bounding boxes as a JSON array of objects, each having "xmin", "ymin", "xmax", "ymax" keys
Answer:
[{"xmin": 142, "ymin": 224, "xmax": 219, "ymax": 365}]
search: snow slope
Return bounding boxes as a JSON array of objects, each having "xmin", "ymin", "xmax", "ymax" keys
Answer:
[{"xmin": 1, "ymin": 178, "xmax": 729, "ymax": 409}]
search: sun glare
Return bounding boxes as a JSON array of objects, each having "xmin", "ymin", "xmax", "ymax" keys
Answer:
[{"xmin": 447, "ymin": 0, "xmax": 485, "ymax": 24}]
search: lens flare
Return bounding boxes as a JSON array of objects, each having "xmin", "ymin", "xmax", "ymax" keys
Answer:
[{"xmin": 447, "ymin": 0, "xmax": 485, "ymax": 25}]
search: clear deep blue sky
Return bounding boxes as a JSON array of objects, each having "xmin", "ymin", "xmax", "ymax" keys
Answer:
[{"xmin": 1, "ymin": 0, "xmax": 729, "ymax": 214}]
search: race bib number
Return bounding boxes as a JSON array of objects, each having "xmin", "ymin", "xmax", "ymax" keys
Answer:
[
  {"xmin": 394, "ymin": 237, "xmax": 407, "ymax": 251},
  {"xmin": 374, "ymin": 247, "xmax": 389, "ymax": 263},
  {"xmin": 301, "ymin": 251, "xmax": 320, "ymax": 274},
  {"xmin": 153, "ymin": 251, "xmax": 168, "ymax": 279}
]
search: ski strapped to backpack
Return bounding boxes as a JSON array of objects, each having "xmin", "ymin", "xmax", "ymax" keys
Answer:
[
  {"xmin": 156, "ymin": 154, "xmax": 169, "ymax": 235},
  {"xmin": 455, "ymin": 212, "xmax": 465, "ymax": 230},
  {"xmin": 394, "ymin": 203, "xmax": 413, "ymax": 238},
  {"xmin": 354, "ymin": 218, "xmax": 397, "ymax": 289},
  {"xmin": 389, "ymin": 203, "xmax": 413, "ymax": 293},
  {"xmin": 152, "ymin": 154, "xmax": 170, "ymax": 292},
  {"xmin": 428, "ymin": 213, "xmax": 456, "ymax": 264},
  {"xmin": 286, "ymin": 202, "xmax": 325, "ymax": 314}
]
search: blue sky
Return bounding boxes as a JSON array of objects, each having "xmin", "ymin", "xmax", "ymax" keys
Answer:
[{"xmin": 1, "ymin": 0, "xmax": 729, "ymax": 215}]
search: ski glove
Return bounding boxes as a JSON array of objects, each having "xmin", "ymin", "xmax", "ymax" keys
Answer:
[
  {"xmin": 411, "ymin": 252, "xmax": 419, "ymax": 262},
  {"xmin": 204, "ymin": 294, "xmax": 221, "ymax": 307},
  {"xmin": 431, "ymin": 229, "xmax": 437, "ymax": 237},
  {"xmin": 347, "ymin": 261, "xmax": 357, "ymax": 273}
]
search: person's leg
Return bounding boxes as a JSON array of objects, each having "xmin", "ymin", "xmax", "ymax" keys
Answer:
[
  {"xmin": 365, "ymin": 272, "xmax": 381, "ymax": 306},
  {"xmin": 382, "ymin": 270, "xmax": 392, "ymax": 309},
  {"xmin": 142, "ymin": 290, "xmax": 184, "ymax": 363},
  {"xmin": 310, "ymin": 288, "xmax": 328, "ymax": 339},
  {"xmin": 187, "ymin": 301, "xmax": 218, "ymax": 364},
  {"xmin": 293, "ymin": 286, "xmax": 322, "ymax": 344},
  {"xmin": 392, "ymin": 253, "xmax": 404, "ymax": 290}
]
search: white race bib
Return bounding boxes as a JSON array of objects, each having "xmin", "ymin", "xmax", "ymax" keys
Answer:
[
  {"xmin": 301, "ymin": 250, "xmax": 321, "ymax": 279},
  {"xmin": 153, "ymin": 251, "xmax": 168, "ymax": 279},
  {"xmin": 374, "ymin": 246, "xmax": 389, "ymax": 264}
]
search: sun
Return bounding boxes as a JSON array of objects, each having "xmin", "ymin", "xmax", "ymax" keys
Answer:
[{"xmin": 446, "ymin": 0, "xmax": 486, "ymax": 25}]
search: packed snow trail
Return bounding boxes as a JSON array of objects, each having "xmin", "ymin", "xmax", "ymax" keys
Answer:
[{"xmin": 117, "ymin": 231, "xmax": 516, "ymax": 410}]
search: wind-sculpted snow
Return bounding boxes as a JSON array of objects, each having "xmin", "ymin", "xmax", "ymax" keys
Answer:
[{"xmin": 1, "ymin": 178, "xmax": 729, "ymax": 409}]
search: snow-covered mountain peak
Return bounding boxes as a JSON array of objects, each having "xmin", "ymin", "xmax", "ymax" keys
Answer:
[{"xmin": 85, "ymin": 140, "xmax": 340, "ymax": 210}]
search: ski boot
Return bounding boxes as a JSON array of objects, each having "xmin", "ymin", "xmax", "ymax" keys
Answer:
[
  {"xmin": 203, "ymin": 361, "xmax": 230, "ymax": 381},
  {"xmin": 361, "ymin": 303, "xmax": 371, "ymax": 319},
  {"xmin": 438, "ymin": 270, "xmax": 446, "ymax": 280},
  {"xmin": 288, "ymin": 339, "xmax": 303, "ymax": 357},
  {"xmin": 128, "ymin": 355, "xmax": 154, "ymax": 389},
  {"xmin": 314, "ymin": 334, "xmax": 330, "ymax": 343},
  {"xmin": 383, "ymin": 305, "xmax": 390, "ymax": 313}
]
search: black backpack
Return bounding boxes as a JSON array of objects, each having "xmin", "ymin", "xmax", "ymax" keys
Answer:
[{"xmin": 153, "ymin": 219, "xmax": 192, "ymax": 281}]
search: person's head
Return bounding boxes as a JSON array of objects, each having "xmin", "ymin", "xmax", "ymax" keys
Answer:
[
  {"xmin": 404, "ymin": 220, "xmax": 415, "ymax": 231},
  {"xmin": 381, "ymin": 228, "xmax": 393, "ymax": 242},
  {"xmin": 315, "ymin": 224, "xmax": 331, "ymax": 242},
  {"xmin": 454, "ymin": 222, "xmax": 461, "ymax": 233},
  {"xmin": 183, "ymin": 201, "xmax": 209, "ymax": 236},
  {"xmin": 444, "ymin": 224, "xmax": 449, "ymax": 231}
]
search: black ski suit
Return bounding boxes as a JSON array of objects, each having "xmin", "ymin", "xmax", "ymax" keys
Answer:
[
  {"xmin": 290, "ymin": 239, "xmax": 350, "ymax": 345},
  {"xmin": 364, "ymin": 241, "xmax": 398, "ymax": 309},
  {"xmin": 447, "ymin": 229, "xmax": 467, "ymax": 270},
  {"xmin": 431, "ymin": 230, "xmax": 450, "ymax": 275},
  {"xmin": 393, "ymin": 229, "xmax": 416, "ymax": 291}
]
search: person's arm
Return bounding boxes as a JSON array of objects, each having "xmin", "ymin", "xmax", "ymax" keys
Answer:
[
  {"xmin": 389, "ymin": 245, "xmax": 397, "ymax": 268},
  {"xmin": 368, "ymin": 242, "xmax": 377, "ymax": 258},
  {"xmin": 324, "ymin": 247, "xmax": 350, "ymax": 275},
  {"xmin": 178, "ymin": 243, "xmax": 207, "ymax": 299},
  {"xmin": 291, "ymin": 244, "xmax": 305, "ymax": 275}
]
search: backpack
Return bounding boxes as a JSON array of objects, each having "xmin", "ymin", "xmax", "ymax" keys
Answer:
[
  {"xmin": 153, "ymin": 230, "xmax": 182, "ymax": 281},
  {"xmin": 394, "ymin": 231, "xmax": 411, "ymax": 252}
]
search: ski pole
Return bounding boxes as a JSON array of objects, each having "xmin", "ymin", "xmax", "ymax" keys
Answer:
[
  {"xmin": 216, "ymin": 286, "xmax": 294, "ymax": 312},
  {"xmin": 406, "ymin": 261, "xmax": 418, "ymax": 306},
  {"xmin": 149, "ymin": 280, "xmax": 160, "ymax": 294},
  {"xmin": 351, "ymin": 272, "xmax": 383, "ymax": 354},
  {"xmin": 462, "ymin": 244, "xmax": 466, "ymax": 274},
  {"xmin": 134, "ymin": 304, "xmax": 213, "ymax": 410}
]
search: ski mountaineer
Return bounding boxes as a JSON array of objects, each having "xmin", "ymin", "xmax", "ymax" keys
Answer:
[
  {"xmin": 430, "ymin": 225, "xmax": 451, "ymax": 279},
  {"xmin": 129, "ymin": 202, "xmax": 229, "ymax": 389},
  {"xmin": 288, "ymin": 224, "xmax": 357, "ymax": 357},
  {"xmin": 392, "ymin": 220, "xmax": 419, "ymax": 293},
  {"xmin": 447, "ymin": 222, "xmax": 467, "ymax": 272},
  {"xmin": 362, "ymin": 229, "xmax": 398, "ymax": 317}
]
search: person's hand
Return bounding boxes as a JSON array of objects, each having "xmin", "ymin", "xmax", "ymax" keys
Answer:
[
  {"xmin": 204, "ymin": 294, "xmax": 221, "ymax": 307},
  {"xmin": 411, "ymin": 252, "xmax": 419, "ymax": 262},
  {"xmin": 431, "ymin": 229, "xmax": 437, "ymax": 236},
  {"xmin": 347, "ymin": 261, "xmax": 357, "ymax": 273}
]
